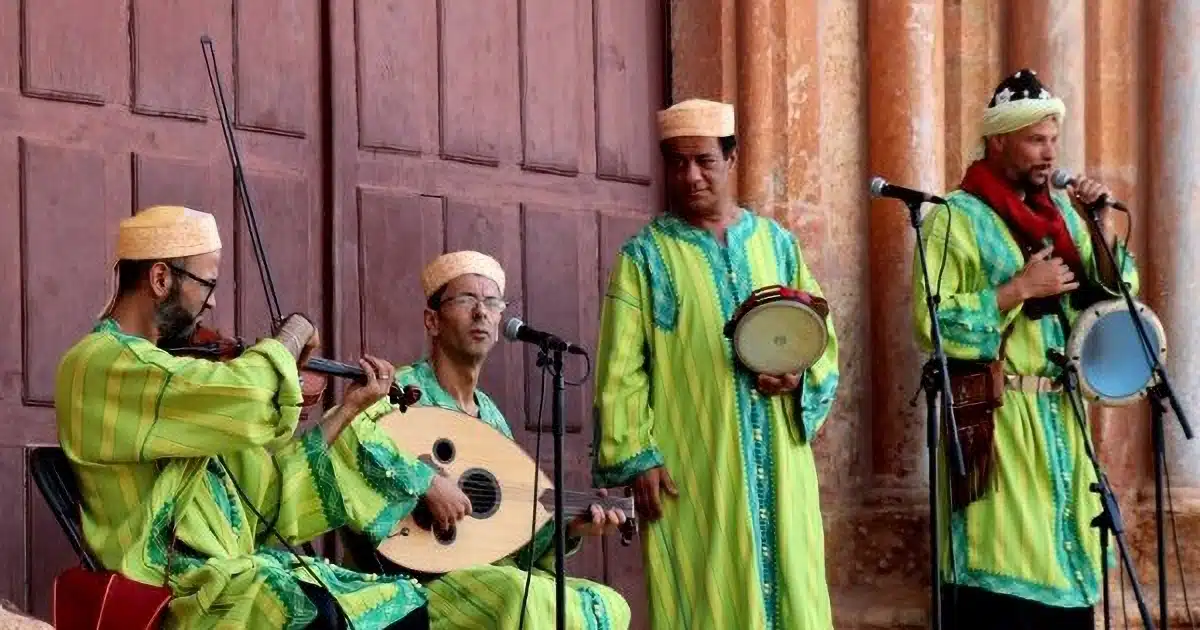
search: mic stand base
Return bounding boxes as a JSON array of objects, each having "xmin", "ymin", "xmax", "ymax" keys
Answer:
[
  {"xmin": 1151, "ymin": 387, "xmax": 1169, "ymax": 630},
  {"xmin": 1058, "ymin": 361, "xmax": 1155, "ymax": 630},
  {"xmin": 903, "ymin": 197, "xmax": 965, "ymax": 630}
]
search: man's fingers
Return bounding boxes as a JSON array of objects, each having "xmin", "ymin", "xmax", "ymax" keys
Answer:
[{"xmin": 1033, "ymin": 245, "xmax": 1054, "ymax": 260}]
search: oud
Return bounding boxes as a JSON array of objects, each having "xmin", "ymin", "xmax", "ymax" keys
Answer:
[{"xmin": 373, "ymin": 406, "xmax": 636, "ymax": 574}]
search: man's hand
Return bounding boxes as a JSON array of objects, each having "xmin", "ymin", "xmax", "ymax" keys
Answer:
[
  {"xmin": 567, "ymin": 489, "xmax": 627, "ymax": 537},
  {"xmin": 1069, "ymin": 174, "xmax": 1112, "ymax": 208},
  {"xmin": 275, "ymin": 313, "xmax": 319, "ymax": 362},
  {"xmin": 756, "ymin": 372, "xmax": 800, "ymax": 396},
  {"xmin": 423, "ymin": 474, "xmax": 472, "ymax": 531},
  {"xmin": 999, "ymin": 245, "xmax": 1078, "ymax": 310},
  {"xmin": 342, "ymin": 355, "xmax": 395, "ymax": 416},
  {"xmin": 633, "ymin": 466, "xmax": 677, "ymax": 522}
]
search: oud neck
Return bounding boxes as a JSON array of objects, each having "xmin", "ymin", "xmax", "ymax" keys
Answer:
[{"xmin": 545, "ymin": 489, "xmax": 635, "ymax": 518}]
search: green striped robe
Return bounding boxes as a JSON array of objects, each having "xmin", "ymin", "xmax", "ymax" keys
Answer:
[
  {"xmin": 55, "ymin": 318, "xmax": 434, "ymax": 629},
  {"xmin": 367, "ymin": 359, "xmax": 629, "ymax": 630},
  {"xmin": 912, "ymin": 190, "xmax": 1140, "ymax": 608},
  {"xmin": 592, "ymin": 210, "xmax": 840, "ymax": 630}
]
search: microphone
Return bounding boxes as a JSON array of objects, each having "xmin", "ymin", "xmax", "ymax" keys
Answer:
[
  {"xmin": 1050, "ymin": 168, "xmax": 1128, "ymax": 211},
  {"xmin": 869, "ymin": 176, "xmax": 948, "ymax": 206},
  {"xmin": 503, "ymin": 318, "xmax": 586, "ymax": 355}
]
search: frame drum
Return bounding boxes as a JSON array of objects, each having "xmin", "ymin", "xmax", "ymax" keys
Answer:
[
  {"xmin": 1065, "ymin": 298, "xmax": 1167, "ymax": 405},
  {"xmin": 724, "ymin": 285, "xmax": 829, "ymax": 376}
]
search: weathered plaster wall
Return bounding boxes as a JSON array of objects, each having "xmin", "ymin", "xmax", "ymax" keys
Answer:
[{"xmin": 669, "ymin": 0, "xmax": 1198, "ymax": 626}]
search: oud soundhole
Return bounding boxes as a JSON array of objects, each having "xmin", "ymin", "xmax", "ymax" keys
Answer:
[
  {"xmin": 432, "ymin": 438, "xmax": 455, "ymax": 464},
  {"xmin": 459, "ymin": 468, "xmax": 501, "ymax": 519}
]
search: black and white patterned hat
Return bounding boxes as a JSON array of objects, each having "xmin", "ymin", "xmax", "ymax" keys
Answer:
[{"xmin": 982, "ymin": 69, "xmax": 1065, "ymax": 136}]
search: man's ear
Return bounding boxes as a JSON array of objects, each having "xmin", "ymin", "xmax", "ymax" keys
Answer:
[
  {"xmin": 148, "ymin": 261, "xmax": 173, "ymax": 300},
  {"xmin": 424, "ymin": 307, "xmax": 439, "ymax": 339}
]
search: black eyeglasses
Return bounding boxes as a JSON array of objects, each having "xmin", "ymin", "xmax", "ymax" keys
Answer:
[{"xmin": 167, "ymin": 264, "xmax": 218, "ymax": 290}]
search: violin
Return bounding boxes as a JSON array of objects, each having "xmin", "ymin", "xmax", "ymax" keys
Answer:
[
  {"xmin": 165, "ymin": 324, "xmax": 422, "ymax": 411},
  {"xmin": 185, "ymin": 37, "xmax": 420, "ymax": 414}
]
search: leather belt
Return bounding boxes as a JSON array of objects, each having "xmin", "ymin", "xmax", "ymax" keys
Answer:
[{"xmin": 1005, "ymin": 374, "xmax": 1062, "ymax": 393}]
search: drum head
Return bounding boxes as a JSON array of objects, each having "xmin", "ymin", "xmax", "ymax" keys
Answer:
[
  {"xmin": 731, "ymin": 301, "xmax": 827, "ymax": 375},
  {"xmin": 1067, "ymin": 300, "xmax": 1167, "ymax": 406}
]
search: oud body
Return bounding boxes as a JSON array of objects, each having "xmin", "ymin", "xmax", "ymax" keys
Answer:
[{"xmin": 373, "ymin": 406, "xmax": 634, "ymax": 574}]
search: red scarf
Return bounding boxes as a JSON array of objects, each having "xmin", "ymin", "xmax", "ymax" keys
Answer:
[{"xmin": 960, "ymin": 160, "xmax": 1083, "ymax": 277}]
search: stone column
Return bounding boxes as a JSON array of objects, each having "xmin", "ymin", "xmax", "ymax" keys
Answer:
[
  {"xmin": 732, "ymin": 0, "xmax": 789, "ymax": 221},
  {"xmin": 866, "ymin": 0, "xmax": 944, "ymax": 486},
  {"xmin": 1007, "ymin": 0, "xmax": 1087, "ymax": 169},
  {"xmin": 1150, "ymin": 0, "xmax": 1200, "ymax": 491}
]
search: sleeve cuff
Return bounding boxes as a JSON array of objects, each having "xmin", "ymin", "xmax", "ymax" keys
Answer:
[{"xmin": 592, "ymin": 447, "xmax": 664, "ymax": 488}]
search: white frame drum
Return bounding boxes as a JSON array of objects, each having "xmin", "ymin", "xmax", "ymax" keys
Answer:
[
  {"xmin": 730, "ymin": 300, "xmax": 828, "ymax": 376},
  {"xmin": 1065, "ymin": 298, "xmax": 1168, "ymax": 406}
]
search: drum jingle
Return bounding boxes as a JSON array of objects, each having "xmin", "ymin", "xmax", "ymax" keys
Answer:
[
  {"xmin": 1065, "ymin": 298, "xmax": 1167, "ymax": 406},
  {"xmin": 723, "ymin": 285, "xmax": 830, "ymax": 376}
]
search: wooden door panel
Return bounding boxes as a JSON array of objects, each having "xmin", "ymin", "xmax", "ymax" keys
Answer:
[
  {"xmin": 19, "ymin": 140, "xmax": 113, "ymax": 406},
  {"xmin": 358, "ymin": 190, "xmax": 446, "ymax": 364},
  {"xmin": 131, "ymin": 0, "xmax": 231, "ymax": 121}
]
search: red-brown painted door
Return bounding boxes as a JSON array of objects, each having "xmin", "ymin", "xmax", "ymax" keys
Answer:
[
  {"xmin": 0, "ymin": 0, "xmax": 663, "ymax": 625},
  {"xmin": 328, "ymin": 1, "xmax": 663, "ymax": 624},
  {"xmin": 0, "ymin": 0, "xmax": 326, "ymax": 620}
]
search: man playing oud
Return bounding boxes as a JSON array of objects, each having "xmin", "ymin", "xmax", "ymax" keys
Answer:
[
  {"xmin": 343, "ymin": 250, "xmax": 632, "ymax": 629},
  {"xmin": 592, "ymin": 99, "xmax": 841, "ymax": 629},
  {"xmin": 912, "ymin": 70, "xmax": 1138, "ymax": 628}
]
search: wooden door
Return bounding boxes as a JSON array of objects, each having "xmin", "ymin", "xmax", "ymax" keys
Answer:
[
  {"xmin": 0, "ymin": 0, "xmax": 326, "ymax": 619},
  {"xmin": 327, "ymin": 0, "xmax": 664, "ymax": 624}
]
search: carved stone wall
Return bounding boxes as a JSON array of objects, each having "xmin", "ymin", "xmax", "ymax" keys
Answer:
[{"xmin": 669, "ymin": 0, "xmax": 1200, "ymax": 626}]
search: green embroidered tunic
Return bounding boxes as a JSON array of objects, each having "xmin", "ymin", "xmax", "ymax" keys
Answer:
[
  {"xmin": 592, "ymin": 210, "xmax": 840, "ymax": 630},
  {"xmin": 56, "ymin": 318, "xmax": 433, "ymax": 629},
  {"xmin": 912, "ymin": 190, "xmax": 1139, "ymax": 608},
  {"xmin": 384, "ymin": 359, "xmax": 630, "ymax": 630}
]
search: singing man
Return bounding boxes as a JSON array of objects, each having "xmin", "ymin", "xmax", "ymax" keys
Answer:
[
  {"xmin": 912, "ymin": 69, "xmax": 1138, "ymax": 628},
  {"xmin": 592, "ymin": 99, "xmax": 841, "ymax": 629}
]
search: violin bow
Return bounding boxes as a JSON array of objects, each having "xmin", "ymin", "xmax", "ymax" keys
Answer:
[{"xmin": 200, "ymin": 36, "xmax": 284, "ymax": 331}]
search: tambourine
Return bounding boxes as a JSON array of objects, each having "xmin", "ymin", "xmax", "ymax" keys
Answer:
[
  {"xmin": 723, "ymin": 285, "xmax": 830, "ymax": 376},
  {"xmin": 1065, "ymin": 298, "xmax": 1167, "ymax": 406}
]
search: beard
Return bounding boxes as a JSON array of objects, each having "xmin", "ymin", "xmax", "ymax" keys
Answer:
[{"xmin": 154, "ymin": 285, "xmax": 199, "ymax": 348}]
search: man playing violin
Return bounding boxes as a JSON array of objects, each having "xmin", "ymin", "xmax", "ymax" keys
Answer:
[
  {"xmin": 341, "ymin": 250, "xmax": 630, "ymax": 629},
  {"xmin": 912, "ymin": 70, "xmax": 1137, "ymax": 628},
  {"xmin": 56, "ymin": 205, "xmax": 437, "ymax": 629},
  {"xmin": 592, "ymin": 99, "xmax": 841, "ymax": 630}
]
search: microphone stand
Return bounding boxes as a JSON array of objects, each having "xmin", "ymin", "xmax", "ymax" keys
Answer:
[
  {"xmin": 905, "ymin": 197, "xmax": 967, "ymax": 630},
  {"xmin": 1050, "ymin": 341, "xmax": 1155, "ymax": 630},
  {"xmin": 535, "ymin": 341, "xmax": 568, "ymax": 630},
  {"xmin": 1081, "ymin": 200, "xmax": 1193, "ymax": 629}
]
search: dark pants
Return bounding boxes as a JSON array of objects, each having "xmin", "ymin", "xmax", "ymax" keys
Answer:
[
  {"xmin": 941, "ymin": 584, "xmax": 1094, "ymax": 630},
  {"xmin": 300, "ymin": 582, "xmax": 430, "ymax": 630}
]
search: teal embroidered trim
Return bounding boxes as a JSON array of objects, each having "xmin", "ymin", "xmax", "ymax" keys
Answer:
[
  {"xmin": 621, "ymin": 225, "xmax": 679, "ymax": 332},
  {"xmin": 302, "ymin": 427, "xmax": 347, "ymax": 529},
  {"xmin": 357, "ymin": 440, "xmax": 433, "ymax": 504},
  {"xmin": 946, "ymin": 191, "xmax": 1022, "ymax": 287},
  {"xmin": 206, "ymin": 459, "xmax": 242, "ymax": 534},
  {"xmin": 799, "ymin": 370, "xmax": 839, "ymax": 440},
  {"xmin": 578, "ymin": 586, "xmax": 610, "ymax": 630},
  {"xmin": 660, "ymin": 209, "xmax": 782, "ymax": 627},
  {"xmin": 936, "ymin": 290, "xmax": 1002, "ymax": 357},
  {"xmin": 591, "ymin": 446, "xmax": 664, "ymax": 488}
]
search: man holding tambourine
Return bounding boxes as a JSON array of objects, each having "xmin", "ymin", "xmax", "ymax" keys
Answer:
[
  {"xmin": 911, "ymin": 69, "xmax": 1140, "ymax": 629},
  {"xmin": 592, "ymin": 99, "xmax": 841, "ymax": 630}
]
